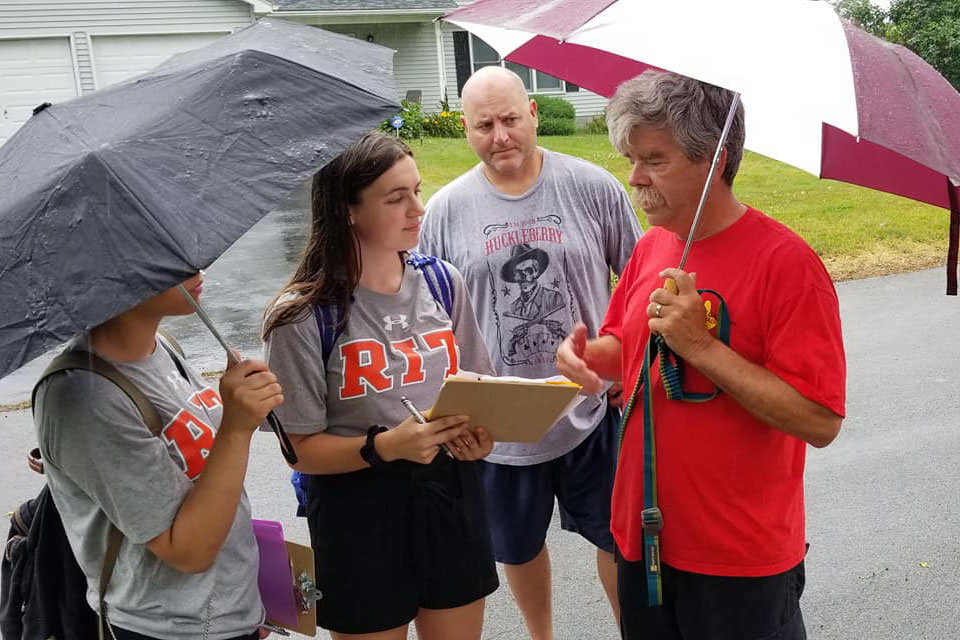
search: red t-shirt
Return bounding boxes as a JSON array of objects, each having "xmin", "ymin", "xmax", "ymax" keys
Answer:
[{"xmin": 600, "ymin": 207, "xmax": 846, "ymax": 577}]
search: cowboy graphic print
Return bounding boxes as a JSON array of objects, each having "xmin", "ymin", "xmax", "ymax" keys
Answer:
[{"xmin": 484, "ymin": 217, "xmax": 577, "ymax": 366}]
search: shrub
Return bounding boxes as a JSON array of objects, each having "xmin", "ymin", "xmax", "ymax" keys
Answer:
[
  {"xmin": 538, "ymin": 116, "xmax": 577, "ymax": 136},
  {"xmin": 531, "ymin": 94, "xmax": 575, "ymax": 136},
  {"xmin": 582, "ymin": 110, "xmax": 608, "ymax": 134},
  {"xmin": 531, "ymin": 94, "xmax": 575, "ymax": 120},
  {"xmin": 379, "ymin": 100, "xmax": 425, "ymax": 140},
  {"xmin": 422, "ymin": 110, "xmax": 465, "ymax": 137}
]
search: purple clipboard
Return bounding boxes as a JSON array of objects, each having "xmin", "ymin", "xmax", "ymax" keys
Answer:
[{"xmin": 252, "ymin": 519, "xmax": 299, "ymax": 627}]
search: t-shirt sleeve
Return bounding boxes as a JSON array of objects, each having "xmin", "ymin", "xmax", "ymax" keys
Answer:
[
  {"xmin": 600, "ymin": 242, "xmax": 642, "ymax": 341},
  {"xmin": 761, "ymin": 246, "xmax": 847, "ymax": 417},
  {"xmin": 418, "ymin": 193, "xmax": 447, "ymax": 259},
  {"xmin": 446, "ymin": 261, "xmax": 495, "ymax": 376},
  {"xmin": 603, "ymin": 179, "xmax": 643, "ymax": 275},
  {"xmin": 36, "ymin": 371, "xmax": 190, "ymax": 545},
  {"xmin": 262, "ymin": 311, "xmax": 329, "ymax": 434}
]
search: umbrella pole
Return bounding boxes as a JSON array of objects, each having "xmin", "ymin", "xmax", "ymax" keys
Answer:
[
  {"xmin": 177, "ymin": 285, "xmax": 299, "ymax": 464},
  {"xmin": 665, "ymin": 92, "xmax": 741, "ymax": 294},
  {"xmin": 177, "ymin": 285, "xmax": 240, "ymax": 366},
  {"xmin": 947, "ymin": 178, "xmax": 959, "ymax": 296}
]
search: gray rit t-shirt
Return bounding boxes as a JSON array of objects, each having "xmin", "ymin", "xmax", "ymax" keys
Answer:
[
  {"xmin": 420, "ymin": 148, "xmax": 642, "ymax": 465},
  {"xmin": 33, "ymin": 335, "xmax": 263, "ymax": 639},
  {"xmin": 263, "ymin": 259, "xmax": 493, "ymax": 437}
]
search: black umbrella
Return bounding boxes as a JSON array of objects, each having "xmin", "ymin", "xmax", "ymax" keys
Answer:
[{"xmin": 0, "ymin": 18, "xmax": 401, "ymax": 458}]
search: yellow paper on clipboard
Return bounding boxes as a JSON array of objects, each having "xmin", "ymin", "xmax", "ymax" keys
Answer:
[{"xmin": 427, "ymin": 374, "xmax": 582, "ymax": 443}]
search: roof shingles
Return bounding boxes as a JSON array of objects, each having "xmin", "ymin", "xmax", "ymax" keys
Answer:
[{"xmin": 273, "ymin": 0, "xmax": 457, "ymax": 11}]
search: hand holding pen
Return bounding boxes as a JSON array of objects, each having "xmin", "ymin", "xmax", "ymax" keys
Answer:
[
  {"xmin": 400, "ymin": 396, "xmax": 494, "ymax": 462},
  {"xmin": 401, "ymin": 397, "xmax": 456, "ymax": 459},
  {"xmin": 370, "ymin": 398, "xmax": 469, "ymax": 465}
]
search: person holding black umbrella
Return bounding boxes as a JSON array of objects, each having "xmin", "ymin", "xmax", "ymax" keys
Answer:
[
  {"xmin": 32, "ymin": 273, "xmax": 284, "ymax": 639},
  {"xmin": 261, "ymin": 131, "xmax": 499, "ymax": 639}
]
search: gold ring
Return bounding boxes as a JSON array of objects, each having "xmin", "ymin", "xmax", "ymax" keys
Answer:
[{"xmin": 655, "ymin": 303, "xmax": 663, "ymax": 318}]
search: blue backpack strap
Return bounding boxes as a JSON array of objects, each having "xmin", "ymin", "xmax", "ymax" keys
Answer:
[
  {"xmin": 313, "ymin": 303, "xmax": 345, "ymax": 366},
  {"xmin": 295, "ymin": 302, "xmax": 347, "ymax": 518},
  {"xmin": 290, "ymin": 470, "xmax": 308, "ymax": 517},
  {"xmin": 406, "ymin": 250, "xmax": 454, "ymax": 316}
]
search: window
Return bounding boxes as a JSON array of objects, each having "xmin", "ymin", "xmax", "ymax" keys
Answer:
[
  {"xmin": 459, "ymin": 34, "xmax": 574, "ymax": 94},
  {"xmin": 470, "ymin": 36, "xmax": 500, "ymax": 72}
]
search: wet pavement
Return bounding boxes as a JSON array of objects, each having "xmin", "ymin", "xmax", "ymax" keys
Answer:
[
  {"xmin": 0, "ymin": 188, "xmax": 312, "ymax": 406},
  {"xmin": 4, "ymin": 267, "xmax": 960, "ymax": 638}
]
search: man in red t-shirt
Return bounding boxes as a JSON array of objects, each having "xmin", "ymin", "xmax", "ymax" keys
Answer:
[{"xmin": 557, "ymin": 70, "xmax": 846, "ymax": 639}]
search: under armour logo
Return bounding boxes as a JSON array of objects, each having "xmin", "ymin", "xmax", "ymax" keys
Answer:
[
  {"xmin": 167, "ymin": 372, "xmax": 189, "ymax": 388},
  {"xmin": 383, "ymin": 314, "xmax": 409, "ymax": 331}
]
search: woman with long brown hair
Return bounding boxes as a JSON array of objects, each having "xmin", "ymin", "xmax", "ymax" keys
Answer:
[{"xmin": 262, "ymin": 131, "xmax": 498, "ymax": 639}]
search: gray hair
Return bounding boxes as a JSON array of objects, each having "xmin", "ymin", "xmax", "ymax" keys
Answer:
[{"xmin": 606, "ymin": 70, "xmax": 745, "ymax": 185}]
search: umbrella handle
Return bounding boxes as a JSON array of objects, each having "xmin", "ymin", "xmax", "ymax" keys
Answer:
[
  {"xmin": 266, "ymin": 410, "xmax": 299, "ymax": 464},
  {"xmin": 664, "ymin": 278, "xmax": 679, "ymax": 295}
]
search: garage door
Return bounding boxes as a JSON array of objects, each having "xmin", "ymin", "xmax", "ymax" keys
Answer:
[
  {"xmin": 0, "ymin": 38, "xmax": 78, "ymax": 145},
  {"xmin": 92, "ymin": 33, "xmax": 226, "ymax": 89}
]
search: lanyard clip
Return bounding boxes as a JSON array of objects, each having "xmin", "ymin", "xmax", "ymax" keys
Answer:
[{"xmin": 640, "ymin": 507, "xmax": 663, "ymax": 534}]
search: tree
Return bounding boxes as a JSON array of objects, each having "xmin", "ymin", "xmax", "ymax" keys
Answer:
[
  {"xmin": 832, "ymin": 0, "xmax": 890, "ymax": 37},
  {"xmin": 887, "ymin": 0, "xmax": 960, "ymax": 90},
  {"xmin": 831, "ymin": 0, "xmax": 960, "ymax": 92}
]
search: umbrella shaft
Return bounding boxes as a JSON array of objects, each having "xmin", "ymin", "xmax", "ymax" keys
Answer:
[
  {"xmin": 677, "ymin": 92, "xmax": 741, "ymax": 271},
  {"xmin": 177, "ymin": 285, "xmax": 240, "ymax": 367}
]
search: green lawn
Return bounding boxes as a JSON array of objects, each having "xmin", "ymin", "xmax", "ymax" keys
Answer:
[{"xmin": 411, "ymin": 134, "xmax": 949, "ymax": 281}]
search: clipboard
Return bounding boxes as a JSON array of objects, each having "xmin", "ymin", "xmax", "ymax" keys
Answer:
[
  {"xmin": 252, "ymin": 520, "xmax": 319, "ymax": 636},
  {"xmin": 428, "ymin": 375, "xmax": 582, "ymax": 442}
]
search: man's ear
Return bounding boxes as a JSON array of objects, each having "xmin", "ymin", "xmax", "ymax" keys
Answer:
[{"xmin": 716, "ymin": 147, "xmax": 728, "ymax": 183}]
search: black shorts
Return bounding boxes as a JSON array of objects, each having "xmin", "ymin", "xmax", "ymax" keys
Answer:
[
  {"xmin": 617, "ymin": 547, "xmax": 807, "ymax": 640},
  {"xmin": 305, "ymin": 455, "xmax": 499, "ymax": 634},
  {"xmin": 111, "ymin": 627, "xmax": 258, "ymax": 640},
  {"xmin": 479, "ymin": 406, "xmax": 619, "ymax": 565}
]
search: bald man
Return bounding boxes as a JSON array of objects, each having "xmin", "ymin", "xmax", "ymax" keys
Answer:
[{"xmin": 419, "ymin": 67, "xmax": 642, "ymax": 639}]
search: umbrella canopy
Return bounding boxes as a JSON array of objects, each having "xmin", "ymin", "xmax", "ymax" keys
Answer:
[
  {"xmin": 0, "ymin": 18, "xmax": 400, "ymax": 380},
  {"xmin": 443, "ymin": 0, "xmax": 960, "ymax": 292}
]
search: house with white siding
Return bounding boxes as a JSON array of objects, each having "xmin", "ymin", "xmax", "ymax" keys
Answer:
[
  {"xmin": 0, "ymin": 0, "xmax": 271, "ymax": 143},
  {"xmin": 269, "ymin": 0, "xmax": 609, "ymax": 120},
  {"xmin": 0, "ymin": 0, "xmax": 607, "ymax": 145}
]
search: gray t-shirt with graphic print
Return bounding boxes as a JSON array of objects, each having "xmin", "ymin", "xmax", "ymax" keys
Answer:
[
  {"xmin": 420, "ymin": 148, "xmax": 642, "ymax": 465},
  {"xmin": 263, "ymin": 259, "xmax": 493, "ymax": 437},
  {"xmin": 33, "ymin": 335, "xmax": 263, "ymax": 639}
]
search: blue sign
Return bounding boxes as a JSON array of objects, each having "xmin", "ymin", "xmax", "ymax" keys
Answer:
[{"xmin": 390, "ymin": 115, "xmax": 404, "ymax": 130}]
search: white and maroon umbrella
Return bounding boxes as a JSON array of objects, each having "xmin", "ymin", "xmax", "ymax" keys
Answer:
[{"xmin": 443, "ymin": 0, "xmax": 960, "ymax": 293}]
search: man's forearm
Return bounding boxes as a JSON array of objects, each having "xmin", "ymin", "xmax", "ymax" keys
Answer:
[{"xmin": 687, "ymin": 338, "xmax": 842, "ymax": 447}]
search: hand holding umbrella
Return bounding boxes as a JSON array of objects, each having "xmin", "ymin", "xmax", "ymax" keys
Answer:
[{"xmin": 178, "ymin": 286, "xmax": 298, "ymax": 464}]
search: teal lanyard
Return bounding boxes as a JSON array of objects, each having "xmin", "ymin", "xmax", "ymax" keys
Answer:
[{"xmin": 617, "ymin": 289, "xmax": 730, "ymax": 607}]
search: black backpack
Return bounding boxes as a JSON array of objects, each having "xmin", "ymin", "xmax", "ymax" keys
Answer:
[
  {"xmin": 1, "ymin": 484, "xmax": 99, "ymax": 639},
  {"xmin": 1, "ymin": 337, "xmax": 182, "ymax": 640}
]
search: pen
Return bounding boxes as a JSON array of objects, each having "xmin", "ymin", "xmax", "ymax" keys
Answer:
[
  {"xmin": 260, "ymin": 623, "xmax": 290, "ymax": 636},
  {"xmin": 401, "ymin": 396, "xmax": 455, "ymax": 459}
]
